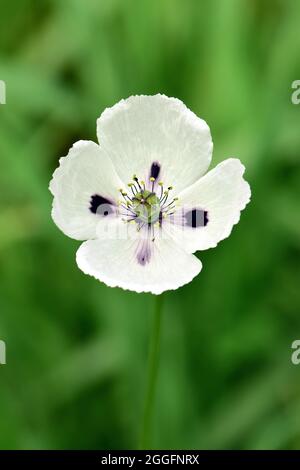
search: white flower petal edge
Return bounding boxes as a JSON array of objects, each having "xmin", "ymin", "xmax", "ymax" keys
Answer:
[
  {"xmin": 164, "ymin": 158, "xmax": 251, "ymax": 253},
  {"xmin": 76, "ymin": 233, "xmax": 202, "ymax": 295},
  {"xmin": 96, "ymin": 94, "xmax": 213, "ymax": 195},
  {"xmin": 49, "ymin": 95, "xmax": 251, "ymax": 294},
  {"xmin": 49, "ymin": 140, "xmax": 124, "ymax": 240}
]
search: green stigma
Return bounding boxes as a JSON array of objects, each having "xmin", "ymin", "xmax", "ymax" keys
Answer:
[{"xmin": 132, "ymin": 190, "xmax": 161, "ymax": 224}]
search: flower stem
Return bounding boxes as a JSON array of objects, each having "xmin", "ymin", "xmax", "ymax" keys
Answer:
[{"xmin": 139, "ymin": 294, "xmax": 164, "ymax": 449}]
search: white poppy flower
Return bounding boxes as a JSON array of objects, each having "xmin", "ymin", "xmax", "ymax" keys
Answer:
[{"xmin": 49, "ymin": 94, "xmax": 251, "ymax": 294}]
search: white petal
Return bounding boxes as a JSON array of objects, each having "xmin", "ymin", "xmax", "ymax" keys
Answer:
[
  {"xmin": 165, "ymin": 158, "xmax": 251, "ymax": 252},
  {"xmin": 97, "ymin": 94, "xmax": 213, "ymax": 194},
  {"xmin": 49, "ymin": 140, "xmax": 124, "ymax": 240},
  {"xmin": 76, "ymin": 232, "xmax": 202, "ymax": 295}
]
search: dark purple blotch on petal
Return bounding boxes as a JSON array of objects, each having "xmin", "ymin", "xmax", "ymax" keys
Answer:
[
  {"xmin": 185, "ymin": 208, "xmax": 209, "ymax": 228},
  {"xmin": 150, "ymin": 161, "xmax": 161, "ymax": 180},
  {"xmin": 137, "ymin": 243, "xmax": 152, "ymax": 266},
  {"xmin": 90, "ymin": 194, "xmax": 114, "ymax": 216}
]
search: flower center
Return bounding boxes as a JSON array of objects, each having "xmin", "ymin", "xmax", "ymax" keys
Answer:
[
  {"xmin": 117, "ymin": 174, "xmax": 178, "ymax": 233},
  {"xmin": 131, "ymin": 189, "xmax": 161, "ymax": 224}
]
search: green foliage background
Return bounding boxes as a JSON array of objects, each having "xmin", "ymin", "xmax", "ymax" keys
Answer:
[{"xmin": 0, "ymin": 0, "xmax": 300, "ymax": 450}]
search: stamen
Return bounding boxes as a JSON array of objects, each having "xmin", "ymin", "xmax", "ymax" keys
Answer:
[
  {"xmin": 151, "ymin": 224, "xmax": 155, "ymax": 242},
  {"xmin": 133, "ymin": 175, "xmax": 143, "ymax": 191},
  {"xmin": 158, "ymin": 182, "xmax": 164, "ymax": 199},
  {"xmin": 162, "ymin": 197, "xmax": 178, "ymax": 211},
  {"xmin": 119, "ymin": 212, "xmax": 135, "ymax": 217},
  {"xmin": 160, "ymin": 190, "xmax": 169, "ymax": 205},
  {"xmin": 150, "ymin": 176, "xmax": 155, "ymax": 192},
  {"xmin": 119, "ymin": 190, "xmax": 134, "ymax": 206},
  {"xmin": 137, "ymin": 222, "xmax": 146, "ymax": 232},
  {"xmin": 120, "ymin": 204, "xmax": 136, "ymax": 215},
  {"xmin": 116, "ymin": 173, "xmax": 178, "ymax": 236},
  {"xmin": 128, "ymin": 183, "xmax": 137, "ymax": 196}
]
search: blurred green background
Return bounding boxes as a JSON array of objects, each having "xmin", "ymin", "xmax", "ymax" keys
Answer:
[{"xmin": 0, "ymin": 0, "xmax": 300, "ymax": 450}]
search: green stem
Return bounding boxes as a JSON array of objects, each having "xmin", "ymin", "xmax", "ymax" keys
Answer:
[{"xmin": 139, "ymin": 294, "xmax": 164, "ymax": 449}]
